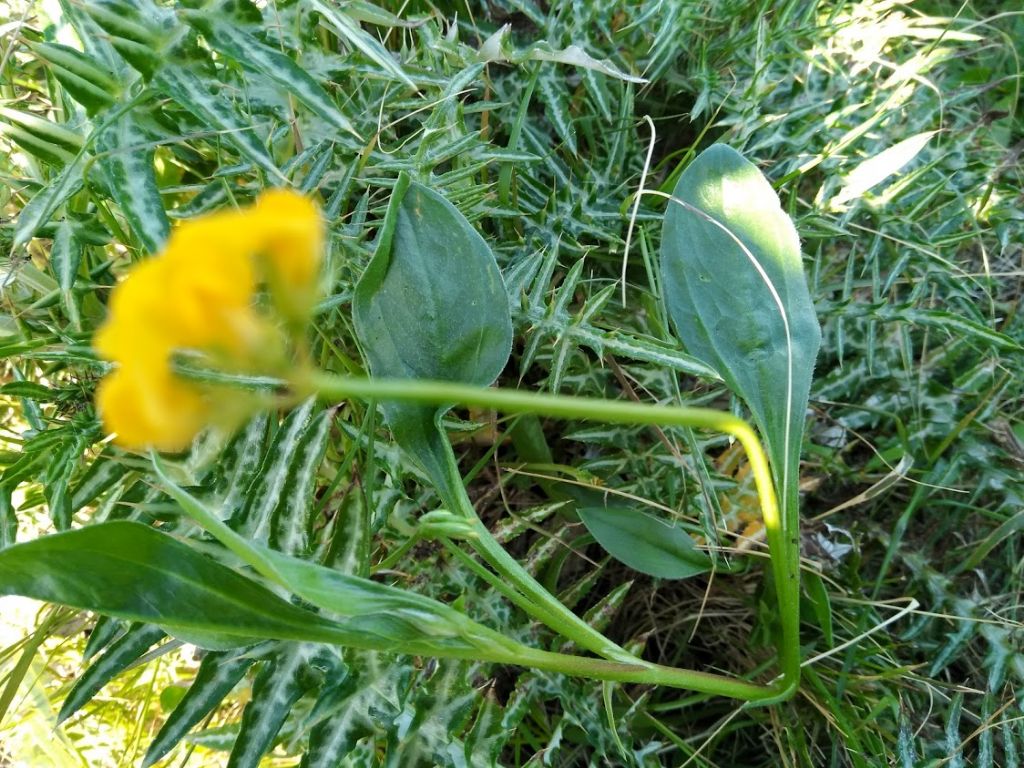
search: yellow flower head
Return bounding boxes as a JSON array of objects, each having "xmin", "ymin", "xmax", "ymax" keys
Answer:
[{"xmin": 95, "ymin": 189, "xmax": 324, "ymax": 452}]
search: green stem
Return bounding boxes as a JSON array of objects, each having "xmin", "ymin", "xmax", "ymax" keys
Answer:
[
  {"xmin": 462, "ymin": 514, "xmax": 637, "ymax": 663},
  {"xmin": 496, "ymin": 645, "xmax": 772, "ymax": 700},
  {"xmin": 307, "ymin": 372, "xmax": 801, "ymax": 701},
  {"xmin": 428, "ymin": 435, "xmax": 638, "ymax": 663}
]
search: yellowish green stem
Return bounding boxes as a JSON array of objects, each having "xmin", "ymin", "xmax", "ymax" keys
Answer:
[{"xmin": 307, "ymin": 372, "xmax": 801, "ymax": 702}]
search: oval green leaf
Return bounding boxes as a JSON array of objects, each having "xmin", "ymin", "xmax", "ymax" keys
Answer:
[
  {"xmin": 353, "ymin": 177, "xmax": 512, "ymax": 498},
  {"xmin": 660, "ymin": 144, "xmax": 820, "ymax": 504},
  {"xmin": 578, "ymin": 506, "xmax": 710, "ymax": 580}
]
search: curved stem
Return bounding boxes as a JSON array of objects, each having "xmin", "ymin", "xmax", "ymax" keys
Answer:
[
  {"xmin": 462, "ymin": 514, "xmax": 638, "ymax": 663},
  {"xmin": 307, "ymin": 372, "xmax": 801, "ymax": 701}
]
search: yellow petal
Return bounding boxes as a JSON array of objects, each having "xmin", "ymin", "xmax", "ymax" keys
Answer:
[
  {"xmin": 95, "ymin": 259, "xmax": 178, "ymax": 364},
  {"xmin": 97, "ymin": 366, "xmax": 208, "ymax": 452},
  {"xmin": 254, "ymin": 188, "xmax": 324, "ymax": 293}
]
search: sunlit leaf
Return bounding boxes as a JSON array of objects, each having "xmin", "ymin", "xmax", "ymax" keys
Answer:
[
  {"xmin": 830, "ymin": 131, "xmax": 937, "ymax": 209},
  {"xmin": 661, "ymin": 144, "xmax": 821, "ymax": 513}
]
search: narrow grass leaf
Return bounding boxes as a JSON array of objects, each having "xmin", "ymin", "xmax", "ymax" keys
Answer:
[
  {"xmin": 0, "ymin": 107, "xmax": 84, "ymax": 155},
  {"xmin": 945, "ymin": 692, "xmax": 965, "ymax": 768},
  {"xmin": 78, "ymin": 0, "xmax": 170, "ymax": 78},
  {"xmin": 897, "ymin": 707, "xmax": 918, "ymax": 768},
  {"xmin": 803, "ymin": 570, "xmax": 834, "ymax": 645}
]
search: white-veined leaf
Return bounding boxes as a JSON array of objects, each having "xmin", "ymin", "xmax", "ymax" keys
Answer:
[
  {"xmin": 143, "ymin": 651, "xmax": 255, "ymax": 768},
  {"xmin": 227, "ymin": 644, "xmax": 321, "ymax": 768},
  {"xmin": 51, "ymin": 221, "xmax": 82, "ymax": 329},
  {"xmin": 13, "ymin": 154, "xmax": 89, "ymax": 248},
  {"xmin": 478, "ymin": 25, "xmax": 646, "ymax": 84},
  {"xmin": 237, "ymin": 399, "xmax": 316, "ymax": 544},
  {"xmin": 154, "ymin": 66, "xmax": 283, "ymax": 180},
  {"xmin": 183, "ymin": 15, "xmax": 359, "ymax": 139},
  {"xmin": 271, "ymin": 409, "xmax": 331, "ymax": 556},
  {"xmin": 96, "ymin": 115, "xmax": 170, "ymax": 254},
  {"xmin": 58, "ymin": 623, "xmax": 166, "ymax": 724},
  {"xmin": 310, "ymin": 0, "xmax": 417, "ymax": 89}
]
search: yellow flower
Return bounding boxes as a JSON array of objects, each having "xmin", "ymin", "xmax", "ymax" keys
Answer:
[{"xmin": 95, "ymin": 188, "xmax": 324, "ymax": 452}]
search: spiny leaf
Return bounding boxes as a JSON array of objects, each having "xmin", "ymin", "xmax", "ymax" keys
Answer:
[
  {"xmin": 69, "ymin": 451, "xmax": 129, "ymax": 515},
  {"xmin": 227, "ymin": 644, "xmax": 322, "ymax": 768},
  {"xmin": 300, "ymin": 663, "xmax": 391, "ymax": 768},
  {"xmin": 96, "ymin": 114, "xmax": 170, "ymax": 254},
  {"xmin": 82, "ymin": 615, "xmax": 125, "ymax": 661},
  {"xmin": 538, "ymin": 72, "xmax": 577, "ymax": 155},
  {"xmin": 271, "ymin": 409, "xmax": 331, "ymax": 556},
  {"xmin": 478, "ymin": 25, "xmax": 646, "ymax": 84},
  {"xmin": 143, "ymin": 650, "xmax": 255, "ymax": 768},
  {"xmin": 214, "ymin": 413, "xmax": 270, "ymax": 522},
  {"xmin": 27, "ymin": 41, "xmax": 120, "ymax": 114},
  {"xmin": 44, "ymin": 431, "xmax": 88, "ymax": 530},
  {"xmin": 310, "ymin": 0, "xmax": 417, "ymax": 89},
  {"xmin": 183, "ymin": 14, "xmax": 359, "ymax": 139},
  {"xmin": 50, "ymin": 222, "xmax": 83, "ymax": 329},
  {"xmin": 153, "ymin": 66, "xmax": 283, "ymax": 179},
  {"xmin": 0, "ymin": 486, "xmax": 15, "ymax": 550},
  {"xmin": 13, "ymin": 154, "xmax": 89, "ymax": 248},
  {"xmin": 236, "ymin": 399, "xmax": 316, "ymax": 543},
  {"xmin": 58, "ymin": 623, "xmax": 166, "ymax": 724}
]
